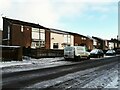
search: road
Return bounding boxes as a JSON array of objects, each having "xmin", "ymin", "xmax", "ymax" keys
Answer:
[{"xmin": 2, "ymin": 56, "xmax": 120, "ymax": 90}]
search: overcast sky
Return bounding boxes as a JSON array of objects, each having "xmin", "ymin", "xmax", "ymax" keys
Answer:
[{"xmin": 0, "ymin": 0, "xmax": 118, "ymax": 40}]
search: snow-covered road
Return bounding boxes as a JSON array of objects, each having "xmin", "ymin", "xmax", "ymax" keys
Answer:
[
  {"xmin": 25, "ymin": 62, "xmax": 119, "ymax": 89},
  {"xmin": 1, "ymin": 55, "xmax": 120, "ymax": 89}
]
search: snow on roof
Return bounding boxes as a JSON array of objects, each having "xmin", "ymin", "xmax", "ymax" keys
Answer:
[
  {"xmin": 0, "ymin": 45, "xmax": 20, "ymax": 48},
  {"xmin": 50, "ymin": 28, "xmax": 70, "ymax": 35}
]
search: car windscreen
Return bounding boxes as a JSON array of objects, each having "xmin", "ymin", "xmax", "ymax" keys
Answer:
[
  {"xmin": 106, "ymin": 50, "xmax": 115, "ymax": 53},
  {"xmin": 90, "ymin": 49, "xmax": 98, "ymax": 53}
]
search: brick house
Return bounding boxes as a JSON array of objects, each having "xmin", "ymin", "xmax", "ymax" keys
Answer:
[
  {"xmin": 74, "ymin": 34, "xmax": 93, "ymax": 50},
  {"xmin": 50, "ymin": 29, "xmax": 74, "ymax": 49},
  {"xmin": 92, "ymin": 36, "xmax": 105, "ymax": 50},
  {"xmin": 49, "ymin": 29, "xmax": 93, "ymax": 50},
  {"xmin": 108, "ymin": 39, "xmax": 120, "ymax": 49},
  {"xmin": 2, "ymin": 17, "xmax": 93, "ymax": 50},
  {"xmin": 2, "ymin": 17, "xmax": 50, "ymax": 49},
  {"xmin": 92, "ymin": 36, "xmax": 120, "ymax": 50}
]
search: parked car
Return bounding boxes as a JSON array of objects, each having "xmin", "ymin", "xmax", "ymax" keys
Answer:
[
  {"xmin": 90, "ymin": 49, "xmax": 104, "ymax": 58},
  {"xmin": 64, "ymin": 46, "xmax": 90, "ymax": 61},
  {"xmin": 116, "ymin": 48, "xmax": 120, "ymax": 54},
  {"xmin": 105, "ymin": 49, "xmax": 116, "ymax": 56}
]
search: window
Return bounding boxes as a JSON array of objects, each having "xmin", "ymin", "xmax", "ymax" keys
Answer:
[
  {"xmin": 31, "ymin": 42, "xmax": 35, "ymax": 48},
  {"xmin": 31, "ymin": 41, "xmax": 45, "ymax": 48},
  {"xmin": 64, "ymin": 34, "xmax": 71, "ymax": 44},
  {"xmin": 21, "ymin": 26, "xmax": 23, "ymax": 32},
  {"xmin": 105, "ymin": 41, "xmax": 108, "ymax": 46},
  {"xmin": 53, "ymin": 43, "xmax": 59, "ymax": 49},
  {"xmin": 82, "ymin": 37, "xmax": 86, "ymax": 40},
  {"xmin": 115, "ymin": 43, "xmax": 117, "ymax": 47},
  {"xmin": 67, "ymin": 35, "xmax": 71, "ymax": 43},
  {"xmin": 8, "ymin": 26, "xmax": 10, "ymax": 39},
  {"xmin": 40, "ymin": 41, "xmax": 45, "ymax": 47},
  {"xmin": 64, "ymin": 35, "xmax": 67, "ymax": 43},
  {"xmin": 32, "ymin": 28, "xmax": 39, "ymax": 39},
  {"xmin": 40, "ymin": 29, "xmax": 45, "ymax": 41},
  {"xmin": 31, "ymin": 28, "xmax": 45, "ymax": 48}
]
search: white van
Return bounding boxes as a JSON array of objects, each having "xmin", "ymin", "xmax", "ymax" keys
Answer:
[{"xmin": 64, "ymin": 46, "xmax": 90, "ymax": 60}]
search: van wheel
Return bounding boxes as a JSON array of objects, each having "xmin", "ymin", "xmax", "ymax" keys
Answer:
[
  {"xmin": 97, "ymin": 55, "xmax": 100, "ymax": 58},
  {"xmin": 87, "ymin": 56, "xmax": 90, "ymax": 59},
  {"xmin": 65, "ymin": 58, "xmax": 68, "ymax": 61},
  {"xmin": 75, "ymin": 56, "xmax": 80, "ymax": 61}
]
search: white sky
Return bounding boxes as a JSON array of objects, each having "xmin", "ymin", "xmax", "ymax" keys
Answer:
[{"xmin": 0, "ymin": 0, "xmax": 119, "ymax": 39}]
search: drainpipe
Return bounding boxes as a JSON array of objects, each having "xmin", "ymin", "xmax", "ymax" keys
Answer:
[{"xmin": 39, "ymin": 28, "xmax": 40, "ymax": 48}]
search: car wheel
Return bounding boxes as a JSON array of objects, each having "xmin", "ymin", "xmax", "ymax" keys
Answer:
[
  {"xmin": 87, "ymin": 56, "xmax": 90, "ymax": 59},
  {"xmin": 65, "ymin": 58, "xmax": 68, "ymax": 61},
  {"xmin": 97, "ymin": 55, "xmax": 99, "ymax": 58},
  {"xmin": 102, "ymin": 55, "xmax": 104, "ymax": 57},
  {"xmin": 75, "ymin": 56, "xmax": 80, "ymax": 61}
]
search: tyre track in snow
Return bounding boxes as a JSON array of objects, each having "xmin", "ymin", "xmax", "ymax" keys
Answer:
[{"xmin": 2, "ymin": 56, "xmax": 119, "ymax": 90}]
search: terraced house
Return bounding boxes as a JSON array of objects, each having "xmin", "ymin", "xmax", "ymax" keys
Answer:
[
  {"xmin": 2, "ymin": 17, "xmax": 93, "ymax": 50},
  {"xmin": 50, "ymin": 29, "xmax": 74, "ymax": 49},
  {"xmin": 74, "ymin": 33, "xmax": 93, "ymax": 50},
  {"xmin": 2, "ymin": 17, "xmax": 50, "ymax": 49}
]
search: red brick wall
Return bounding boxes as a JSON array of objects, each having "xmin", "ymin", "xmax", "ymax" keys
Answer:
[
  {"xmin": 11, "ymin": 24, "xmax": 23, "ymax": 46},
  {"xmin": 74, "ymin": 34, "xmax": 93, "ymax": 50},
  {"xmin": 74, "ymin": 34, "xmax": 82, "ymax": 46},
  {"xmin": 11, "ymin": 24, "xmax": 31, "ymax": 47},
  {"xmin": 45, "ymin": 30, "xmax": 50, "ymax": 49},
  {"xmin": 86, "ymin": 39, "xmax": 93, "ymax": 50},
  {"xmin": 23, "ymin": 26, "xmax": 32, "ymax": 48}
]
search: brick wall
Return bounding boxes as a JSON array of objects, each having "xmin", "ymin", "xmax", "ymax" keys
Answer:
[
  {"xmin": 11, "ymin": 24, "xmax": 31, "ymax": 47},
  {"xmin": 23, "ymin": 26, "xmax": 32, "ymax": 47},
  {"xmin": 74, "ymin": 34, "xmax": 93, "ymax": 50},
  {"xmin": 74, "ymin": 34, "xmax": 82, "ymax": 46},
  {"xmin": 11, "ymin": 24, "xmax": 22, "ymax": 46},
  {"xmin": 86, "ymin": 38, "xmax": 93, "ymax": 50},
  {"xmin": 45, "ymin": 30, "xmax": 50, "ymax": 49}
]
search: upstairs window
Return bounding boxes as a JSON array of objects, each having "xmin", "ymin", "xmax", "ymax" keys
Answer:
[
  {"xmin": 64, "ymin": 34, "xmax": 71, "ymax": 44},
  {"xmin": 32, "ymin": 28, "xmax": 39, "ymax": 39},
  {"xmin": 8, "ymin": 26, "xmax": 10, "ymax": 39},
  {"xmin": 53, "ymin": 43, "xmax": 59, "ymax": 49},
  {"xmin": 21, "ymin": 26, "xmax": 23, "ymax": 32}
]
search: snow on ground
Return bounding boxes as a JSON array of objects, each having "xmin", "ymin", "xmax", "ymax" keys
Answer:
[
  {"xmin": 24, "ymin": 66, "xmax": 100, "ymax": 89},
  {"xmin": 0, "ymin": 57, "xmax": 64, "ymax": 68},
  {"xmin": 82, "ymin": 68, "xmax": 118, "ymax": 88},
  {"xmin": 105, "ymin": 75, "xmax": 118, "ymax": 88},
  {"xmin": 24, "ymin": 62, "xmax": 119, "ymax": 89},
  {"xmin": 0, "ymin": 55, "xmax": 115, "ymax": 68},
  {"xmin": 1, "ymin": 55, "xmax": 119, "ymax": 89},
  {"xmin": 1, "ymin": 55, "xmax": 117, "ymax": 73},
  {"xmin": 1, "ymin": 57, "xmax": 76, "ymax": 73}
]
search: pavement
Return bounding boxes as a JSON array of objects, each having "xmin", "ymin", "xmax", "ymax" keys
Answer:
[{"xmin": 1, "ymin": 55, "xmax": 119, "ymax": 73}]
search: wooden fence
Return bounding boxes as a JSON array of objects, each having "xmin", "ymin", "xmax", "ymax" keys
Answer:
[
  {"xmin": 30, "ymin": 48, "xmax": 64, "ymax": 58},
  {"xmin": 1, "ymin": 46, "xmax": 63, "ymax": 61},
  {"xmin": 1, "ymin": 45, "xmax": 22, "ymax": 61}
]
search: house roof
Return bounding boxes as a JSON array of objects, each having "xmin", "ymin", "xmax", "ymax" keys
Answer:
[
  {"xmin": 92, "ymin": 36, "xmax": 104, "ymax": 41},
  {"xmin": 108, "ymin": 39, "xmax": 120, "ymax": 43},
  {"xmin": 2, "ymin": 17, "xmax": 93, "ymax": 40},
  {"xmin": 87, "ymin": 35, "xmax": 94, "ymax": 40},
  {"xmin": 3, "ymin": 17, "xmax": 49, "ymax": 30},
  {"xmin": 50, "ymin": 28, "xmax": 88, "ymax": 38},
  {"xmin": 50, "ymin": 28, "xmax": 76, "ymax": 35}
]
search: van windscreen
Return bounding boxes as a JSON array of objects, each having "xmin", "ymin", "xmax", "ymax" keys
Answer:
[{"xmin": 65, "ymin": 47, "xmax": 73, "ymax": 51}]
